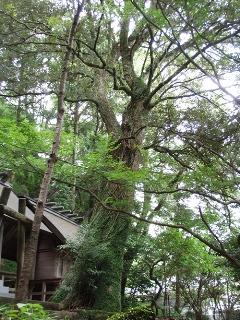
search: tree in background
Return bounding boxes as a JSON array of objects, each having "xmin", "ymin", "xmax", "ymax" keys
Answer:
[
  {"xmin": 14, "ymin": 1, "xmax": 85, "ymax": 299},
  {"xmin": 125, "ymin": 229, "xmax": 240, "ymax": 319}
]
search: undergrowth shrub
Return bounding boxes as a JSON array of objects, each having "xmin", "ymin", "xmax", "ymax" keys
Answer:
[
  {"xmin": 77, "ymin": 308, "xmax": 114, "ymax": 320},
  {"xmin": 0, "ymin": 303, "xmax": 54, "ymax": 320},
  {"xmin": 107, "ymin": 306, "xmax": 155, "ymax": 320}
]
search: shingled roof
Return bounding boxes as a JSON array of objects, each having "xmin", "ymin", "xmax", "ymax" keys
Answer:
[{"xmin": 0, "ymin": 181, "xmax": 80, "ymax": 242}]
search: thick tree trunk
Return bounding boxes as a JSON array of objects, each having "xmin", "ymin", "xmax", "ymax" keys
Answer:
[
  {"xmin": 62, "ymin": 181, "xmax": 132, "ymax": 311},
  {"xmin": 121, "ymin": 182, "xmax": 151, "ymax": 306},
  {"xmin": 60, "ymin": 9, "xmax": 150, "ymax": 306},
  {"xmin": 15, "ymin": 3, "xmax": 84, "ymax": 300},
  {"xmin": 95, "ymin": 99, "xmax": 148, "ymax": 310},
  {"xmin": 89, "ymin": 185, "xmax": 132, "ymax": 311},
  {"xmin": 62, "ymin": 99, "xmax": 149, "ymax": 311}
]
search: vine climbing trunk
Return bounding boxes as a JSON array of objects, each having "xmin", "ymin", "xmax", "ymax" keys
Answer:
[
  {"xmin": 61, "ymin": 4, "xmax": 151, "ymax": 308},
  {"xmin": 15, "ymin": 2, "xmax": 84, "ymax": 300},
  {"xmin": 88, "ymin": 182, "xmax": 132, "ymax": 311},
  {"xmin": 121, "ymin": 181, "xmax": 152, "ymax": 307},
  {"xmin": 63, "ymin": 97, "xmax": 150, "ymax": 311},
  {"xmin": 91, "ymin": 99, "xmax": 148, "ymax": 311}
]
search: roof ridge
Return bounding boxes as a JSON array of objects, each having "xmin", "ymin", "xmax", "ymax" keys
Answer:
[{"xmin": 25, "ymin": 196, "xmax": 81, "ymax": 226}]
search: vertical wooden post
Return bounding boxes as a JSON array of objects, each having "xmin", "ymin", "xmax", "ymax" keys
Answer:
[
  {"xmin": 17, "ymin": 198, "xmax": 26, "ymax": 285},
  {"xmin": 0, "ymin": 186, "xmax": 11, "ymax": 205},
  {"xmin": 0, "ymin": 186, "xmax": 11, "ymax": 268},
  {"xmin": 42, "ymin": 281, "xmax": 46, "ymax": 302},
  {"xmin": 0, "ymin": 219, "xmax": 4, "ymax": 269}
]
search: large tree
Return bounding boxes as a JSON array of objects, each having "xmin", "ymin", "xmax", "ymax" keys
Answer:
[{"xmin": 0, "ymin": 0, "xmax": 240, "ymax": 311}]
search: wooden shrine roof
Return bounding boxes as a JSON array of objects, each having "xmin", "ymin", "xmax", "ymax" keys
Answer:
[{"xmin": 0, "ymin": 182, "xmax": 79, "ymax": 242}]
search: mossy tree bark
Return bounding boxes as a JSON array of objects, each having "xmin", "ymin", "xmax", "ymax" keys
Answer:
[
  {"xmin": 62, "ymin": 5, "xmax": 152, "ymax": 310},
  {"xmin": 63, "ymin": 95, "xmax": 150, "ymax": 310},
  {"xmin": 87, "ymin": 183, "xmax": 132, "ymax": 311},
  {"xmin": 121, "ymin": 183, "xmax": 152, "ymax": 307}
]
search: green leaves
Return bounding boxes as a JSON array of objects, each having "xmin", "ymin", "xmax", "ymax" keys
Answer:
[
  {"xmin": 1, "ymin": 3, "xmax": 17, "ymax": 16},
  {"xmin": 122, "ymin": 1, "xmax": 136, "ymax": 20},
  {"xmin": 70, "ymin": 135, "xmax": 148, "ymax": 187},
  {"xmin": 0, "ymin": 108, "xmax": 52, "ymax": 195},
  {"xmin": 107, "ymin": 306, "xmax": 154, "ymax": 320},
  {"xmin": 146, "ymin": 7, "xmax": 166, "ymax": 27},
  {"xmin": 0, "ymin": 303, "xmax": 54, "ymax": 320},
  {"xmin": 47, "ymin": 15, "xmax": 62, "ymax": 28}
]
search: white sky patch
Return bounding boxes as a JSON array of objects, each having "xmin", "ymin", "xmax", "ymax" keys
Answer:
[{"xmin": 202, "ymin": 73, "xmax": 240, "ymax": 99}]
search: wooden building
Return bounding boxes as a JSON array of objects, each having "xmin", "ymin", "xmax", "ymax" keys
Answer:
[{"xmin": 0, "ymin": 181, "xmax": 80, "ymax": 301}]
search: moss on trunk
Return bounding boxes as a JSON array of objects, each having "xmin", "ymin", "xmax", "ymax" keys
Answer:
[
  {"xmin": 60, "ymin": 183, "xmax": 131, "ymax": 312},
  {"xmin": 58, "ymin": 99, "xmax": 148, "ymax": 311}
]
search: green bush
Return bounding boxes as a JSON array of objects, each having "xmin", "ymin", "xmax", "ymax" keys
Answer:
[
  {"xmin": 107, "ymin": 306, "xmax": 155, "ymax": 320},
  {"xmin": 77, "ymin": 308, "xmax": 114, "ymax": 320},
  {"xmin": 1, "ymin": 259, "xmax": 17, "ymax": 273},
  {"xmin": 0, "ymin": 303, "xmax": 55, "ymax": 320}
]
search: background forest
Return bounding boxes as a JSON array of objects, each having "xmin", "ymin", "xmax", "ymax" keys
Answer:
[{"xmin": 0, "ymin": 0, "xmax": 240, "ymax": 319}]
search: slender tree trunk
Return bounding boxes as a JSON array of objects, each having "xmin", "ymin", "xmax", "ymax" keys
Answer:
[
  {"xmin": 15, "ymin": 2, "xmax": 84, "ymax": 300},
  {"xmin": 175, "ymin": 272, "xmax": 181, "ymax": 313},
  {"xmin": 71, "ymin": 101, "xmax": 80, "ymax": 211},
  {"xmin": 121, "ymin": 246, "xmax": 137, "ymax": 307},
  {"xmin": 195, "ymin": 310, "xmax": 203, "ymax": 320},
  {"xmin": 16, "ymin": 56, "xmax": 26, "ymax": 124}
]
